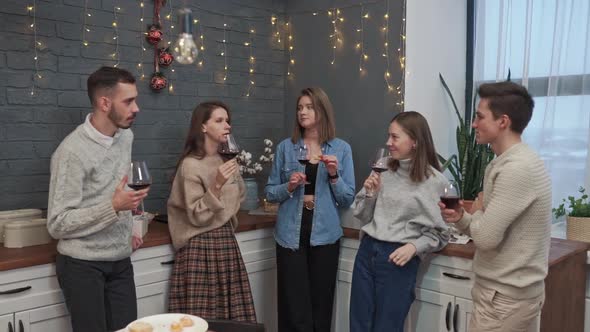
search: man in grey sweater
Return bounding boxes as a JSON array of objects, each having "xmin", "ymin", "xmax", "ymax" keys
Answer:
[
  {"xmin": 47, "ymin": 66, "xmax": 149, "ymax": 332},
  {"xmin": 440, "ymin": 82, "xmax": 551, "ymax": 332}
]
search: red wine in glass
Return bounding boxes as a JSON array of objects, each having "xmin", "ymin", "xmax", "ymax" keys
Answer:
[
  {"xmin": 220, "ymin": 151, "xmax": 239, "ymax": 161},
  {"xmin": 371, "ymin": 166, "xmax": 388, "ymax": 173},
  {"xmin": 441, "ymin": 181, "xmax": 460, "ymax": 209},
  {"xmin": 128, "ymin": 183, "xmax": 151, "ymax": 191},
  {"xmin": 298, "ymin": 158, "xmax": 310, "ymax": 166},
  {"xmin": 440, "ymin": 195, "xmax": 460, "ymax": 209}
]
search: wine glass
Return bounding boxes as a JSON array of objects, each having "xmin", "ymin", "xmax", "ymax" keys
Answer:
[
  {"xmin": 297, "ymin": 144, "xmax": 311, "ymax": 184},
  {"xmin": 440, "ymin": 181, "xmax": 460, "ymax": 209},
  {"xmin": 128, "ymin": 161, "xmax": 151, "ymax": 215},
  {"xmin": 370, "ymin": 148, "xmax": 391, "ymax": 174},
  {"xmin": 218, "ymin": 133, "xmax": 241, "ymax": 161},
  {"xmin": 218, "ymin": 133, "xmax": 241, "ymax": 183},
  {"xmin": 366, "ymin": 148, "xmax": 390, "ymax": 197},
  {"xmin": 441, "ymin": 180, "xmax": 461, "ymax": 241}
]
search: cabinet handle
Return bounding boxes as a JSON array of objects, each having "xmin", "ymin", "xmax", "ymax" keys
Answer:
[
  {"xmin": 442, "ymin": 272, "xmax": 470, "ymax": 281},
  {"xmin": 160, "ymin": 260, "xmax": 175, "ymax": 265},
  {"xmin": 8, "ymin": 322, "xmax": 13, "ymax": 332},
  {"xmin": 445, "ymin": 302, "xmax": 451, "ymax": 331},
  {"xmin": 453, "ymin": 304, "xmax": 459, "ymax": 332},
  {"xmin": 18, "ymin": 320, "xmax": 23, "ymax": 332},
  {"xmin": 0, "ymin": 286, "xmax": 31, "ymax": 295}
]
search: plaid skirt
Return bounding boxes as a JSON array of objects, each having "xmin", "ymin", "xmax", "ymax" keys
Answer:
[{"xmin": 168, "ymin": 222, "xmax": 257, "ymax": 322}]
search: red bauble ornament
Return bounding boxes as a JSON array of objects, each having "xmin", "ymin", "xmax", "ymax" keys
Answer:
[
  {"xmin": 146, "ymin": 24, "xmax": 163, "ymax": 45},
  {"xmin": 158, "ymin": 48, "xmax": 174, "ymax": 67},
  {"xmin": 150, "ymin": 72, "xmax": 168, "ymax": 92}
]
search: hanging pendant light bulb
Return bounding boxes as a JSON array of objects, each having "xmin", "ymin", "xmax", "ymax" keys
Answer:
[{"xmin": 172, "ymin": 8, "xmax": 198, "ymax": 64}]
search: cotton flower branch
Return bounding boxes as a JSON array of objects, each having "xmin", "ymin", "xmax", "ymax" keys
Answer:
[{"xmin": 237, "ymin": 139, "xmax": 274, "ymax": 175}]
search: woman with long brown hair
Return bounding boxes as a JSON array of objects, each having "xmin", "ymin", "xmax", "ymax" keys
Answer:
[
  {"xmin": 265, "ymin": 87, "xmax": 355, "ymax": 332},
  {"xmin": 167, "ymin": 101, "xmax": 256, "ymax": 322},
  {"xmin": 349, "ymin": 111, "xmax": 449, "ymax": 332}
]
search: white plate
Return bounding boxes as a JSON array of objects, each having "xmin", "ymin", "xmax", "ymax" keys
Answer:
[{"xmin": 126, "ymin": 313, "xmax": 208, "ymax": 332}]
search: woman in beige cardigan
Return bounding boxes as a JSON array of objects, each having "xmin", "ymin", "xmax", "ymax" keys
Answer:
[{"xmin": 167, "ymin": 101, "xmax": 256, "ymax": 322}]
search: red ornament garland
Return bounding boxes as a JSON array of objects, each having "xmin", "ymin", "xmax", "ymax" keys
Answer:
[{"xmin": 147, "ymin": 0, "xmax": 172, "ymax": 92}]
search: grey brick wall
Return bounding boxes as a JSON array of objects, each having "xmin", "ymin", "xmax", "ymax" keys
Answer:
[{"xmin": 0, "ymin": 0, "xmax": 287, "ymax": 213}]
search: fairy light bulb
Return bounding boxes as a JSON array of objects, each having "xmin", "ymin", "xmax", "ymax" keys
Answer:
[{"xmin": 172, "ymin": 8, "xmax": 199, "ymax": 64}]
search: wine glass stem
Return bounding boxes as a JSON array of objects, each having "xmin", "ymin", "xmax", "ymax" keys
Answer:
[{"xmin": 140, "ymin": 200, "xmax": 145, "ymax": 214}]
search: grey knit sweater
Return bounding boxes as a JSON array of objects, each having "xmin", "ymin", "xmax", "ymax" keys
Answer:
[
  {"xmin": 47, "ymin": 115, "xmax": 133, "ymax": 261},
  {"xmin": 353, "ymin": 159, "xmax": 449, "ymax": 257}
]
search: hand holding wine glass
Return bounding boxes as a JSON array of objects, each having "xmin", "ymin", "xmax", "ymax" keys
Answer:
[
  {"xmin": 128, "ymin": 161, "xmax": 152, "ymax": 215},
  {"xmin": 112, "ymin": 175, "xmax": 149, "ymax": 212}
]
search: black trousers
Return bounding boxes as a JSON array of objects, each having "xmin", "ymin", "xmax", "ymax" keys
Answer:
[
  {"xmin": 276, "ymin": 208, "xmax": 340, "ymax": 332},
  {"xmin": 56, "ymin": 254, "xmax": 137, "ymax": 332}
]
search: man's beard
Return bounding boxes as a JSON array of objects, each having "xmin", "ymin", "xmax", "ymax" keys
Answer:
[{"xmin": 108, "ymin": 105, "xmax": 134, "ymax": 129}]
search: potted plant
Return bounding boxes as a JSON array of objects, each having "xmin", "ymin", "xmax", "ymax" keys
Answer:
[
  {"xmin": 553, "ymin": 187, "xmax": 590, "ymax": 242},
  {"xmin": 438, "ymin": 73, "xmax": 495, "ymax": 211},
  {"xmin": 236, "ymin": 139, "xmax": 274, "ymax": 211}
]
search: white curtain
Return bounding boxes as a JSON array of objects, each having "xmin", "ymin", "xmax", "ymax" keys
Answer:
[{"xmin": 473, "ymin": 0, "xmax": 590, "ymax": 211}]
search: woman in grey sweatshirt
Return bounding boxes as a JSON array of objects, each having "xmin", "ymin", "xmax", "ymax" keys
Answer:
[{"xmin": 349, "ymin": 111, "xmax": 449, "ymax": 332}]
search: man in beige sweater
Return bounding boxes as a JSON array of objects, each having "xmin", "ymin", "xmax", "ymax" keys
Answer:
[{"xmin": 440, "ymin": 81, "xmax": 551, "ymax": 332}]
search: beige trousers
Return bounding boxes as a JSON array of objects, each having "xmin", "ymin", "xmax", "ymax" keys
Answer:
[{"xmin": 469, "ymin": 284, "xmax": 544, "ymax": 332}]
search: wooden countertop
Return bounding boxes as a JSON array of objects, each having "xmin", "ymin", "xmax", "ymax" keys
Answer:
[{"xmin": 0, "ymin": 213, "xmax": 587, "ymax": 271}]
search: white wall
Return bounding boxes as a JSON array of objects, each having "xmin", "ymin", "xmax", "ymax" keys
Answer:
[{"xmin": 404, "ymin": 0, "xmax": 467, "ymax": 159}]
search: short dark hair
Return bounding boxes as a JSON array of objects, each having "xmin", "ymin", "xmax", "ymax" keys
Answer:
[
  {"xmin": 87, "ymin": 66, "xmax": 136, "ymax": 106},
  {"xmin": 477, "ymin": 81, "xmax": 534, "ymax": 134}
]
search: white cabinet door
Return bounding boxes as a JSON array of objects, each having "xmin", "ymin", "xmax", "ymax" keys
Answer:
[
  {"xmin": 454, "ymin": 297, "xmax": 473, "ymax": 332},
  {"xmin": 14, "ymin": 303, "xmax": 71, "ymax": 332},
  {"xmin": 333, "ymin": 270, "xmax": 352, "ymax": 332},
  {"xmin": 136, "ymin": 281, "xmax": 170, "ymax": 318},
  {"xmin": 405, "ymin": 288, "xmax": 455, "ymax": 332},
  {"xmin": 0, "ymin": 314, "xmax": 13, "ymax": 332},
  {"xmin": 247, "ymin": 260, "xmax": 277, "ymax": 332}
]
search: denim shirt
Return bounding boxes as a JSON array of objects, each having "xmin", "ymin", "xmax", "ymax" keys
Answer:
[{"xmin": 265, "ymin": 137, "xmax": 355, "ymax": 249}]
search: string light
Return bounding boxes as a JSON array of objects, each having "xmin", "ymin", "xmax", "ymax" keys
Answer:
[
  {"xmin": 383, "ymin": 0, "xmax": 393, "ymax": 92},
  {"xmin": 166, "ymin": 0, "xmax": 174, "ymax": 46},
  {"xmin": 222, "ymin": 21, "xmax": 228, "ymax": 81},
  {"xmin": 286, "ymin": 20, "xmax": 294, "ymax": 77},
  {"xmin": 166, "ymin": 0, "xmax": 175, "ymax": 93},
  {"xmin": 357, "ymin": 5, "xmax": 367, "ymax": 72},
  {"xmin": 111, "ymin": 4, "xmax": 120, "ymax": 67},
  {"xmin": 329, "ymin": 8, "xmax": 342, "ymax": 65},
  {"xmin": 138, "ymin": 1, "xmax": 145, "ymax": 80},
  {"xmin": 271, "ymin": 15, "xmax": 281, "ymax": 45},
  {"xmin": 194, "ymin": 12, "xmax": 205, "ymax": 68},
  {"xmin": 81, "ymin": 0, "xmax": 90, "ymax": 47},
  {"xmin": 245, "ymin": 27, "xmax": 255, "ymax": 97},
  {"xmin": 28, "ymin": 1, "xmax": 40, "ymax": 96}
]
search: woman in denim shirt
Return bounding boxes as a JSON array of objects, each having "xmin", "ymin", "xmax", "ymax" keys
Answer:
[{"xmin": 265, "ymin": 87, "xmax": 355, "ymax": 332}]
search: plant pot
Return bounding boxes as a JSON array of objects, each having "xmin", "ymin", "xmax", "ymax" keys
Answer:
[
  {"xmin": 566, "ymin": 216, "xmax": 590, "ymax": 243},
  {"xmin": 240, "ymin": 178, "xmax": 259, "ymax": 211}
]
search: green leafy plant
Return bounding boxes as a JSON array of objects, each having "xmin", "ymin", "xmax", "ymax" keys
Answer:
[
  {"xmin": 438, "ymin": 73, "xmax": 495, "ymax": 200},
  {"xmin": 553, "ymin": 187, "xmax": 590, "ymax": 219}
]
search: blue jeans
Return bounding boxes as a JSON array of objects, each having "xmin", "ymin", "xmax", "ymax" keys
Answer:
[{"xmin": 350, "ymin": 236, "xmax": 420, "ymax": 332}]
